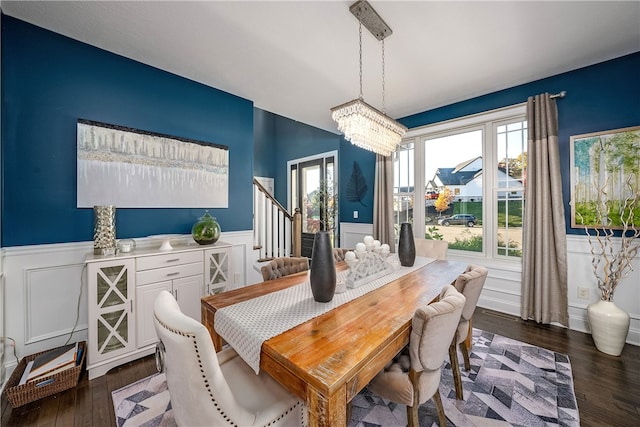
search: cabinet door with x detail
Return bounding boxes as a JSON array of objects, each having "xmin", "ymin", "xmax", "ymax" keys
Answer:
[
  {"xmin": 204, "ymin": 246, "xmax": 232, "ymax": 295},
  {"xmin": 87, "ymin": 258, "xmax": 136, "ymax": 365}
]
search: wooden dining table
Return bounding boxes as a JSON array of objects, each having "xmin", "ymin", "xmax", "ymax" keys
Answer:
[{"xmin": 201, "ymin": 258, "xmax": 468, "ymax": 427}]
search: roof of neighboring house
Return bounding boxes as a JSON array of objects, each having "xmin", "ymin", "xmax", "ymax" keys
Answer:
[
  {"xmin": 426, "ymin": 179, "xmax": 439, "ymax": 189},
  {"xmin": 435, "ymin": 167, "xmax": 478, "ymax": 186},
  {"xmin": 497, "ymin": 166, "xmax": 524, "ymax": 184},
  {"xmin": 453, "ymin": 156, "xmax": 482, "ymax": 173},
  {"xmin": 432, "ymin": 157, "xmax": 523, "ymax": 187}
]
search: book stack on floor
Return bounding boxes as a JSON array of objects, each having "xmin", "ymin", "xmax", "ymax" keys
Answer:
[
  {"xmin": 19, "ymin": 342, "xmax": 82, "ymax": 385},
  {"xmin": 2, "ymin": 341, "xmax": 86, "ymax": 408}
]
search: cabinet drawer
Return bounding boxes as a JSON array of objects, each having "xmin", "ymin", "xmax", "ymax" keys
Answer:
[
  {"xmin": 137, "ymin": 251, "xmax": 202, "ymax": 271},
  {"xmin": 136, "ymin": 262, "xmax": 203, "ymax": 286}
]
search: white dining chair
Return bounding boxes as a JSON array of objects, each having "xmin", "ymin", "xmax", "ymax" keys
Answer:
[
  {"xmin": 449, "ymin": 264, "xmax": 488, "ymax": 400},
  {"xmin": 153, "ymin": 290, "xmax": 307, "ymax": 426},
  {"xmin": 367, "ymin": 285, "xmax": 466, "ymax": 427},
  {"xmin": 414, "ymin": 238, "xmax": 449, "ymax": 260}
]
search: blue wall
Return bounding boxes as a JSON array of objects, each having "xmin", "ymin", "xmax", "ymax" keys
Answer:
[
  {"xmin": 397, "ymin": 51, "xmax": 640, "ymax": 236},
  {"xmin": 266, "ymin": 111, "xmax": 376, "ymax": 225},
  {"xmin": 2, "ymin": 15, "xmax": 255, "ymax": 246},
  {"xmin": 254, "ymin": 109, "xmax": 376, "ymax": 227},
  {"xmin": 253, "ymin": 108, "xmax": 276, "ymax": 179}
]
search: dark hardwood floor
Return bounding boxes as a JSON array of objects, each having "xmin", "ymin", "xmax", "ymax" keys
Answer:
[{"xmin": 2, "ymin": 308, "xmax": 639, "ymax": 426}]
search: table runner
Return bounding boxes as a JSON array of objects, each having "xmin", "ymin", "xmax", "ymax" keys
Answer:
[{"xmin": 215, "ymin": 256, "xmax": 435, "ymax": 373}]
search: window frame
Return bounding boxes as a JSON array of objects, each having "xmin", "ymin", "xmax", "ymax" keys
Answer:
[{"xmin": 400, "ymin": 103, "xmax": 527, "ymax": 264}]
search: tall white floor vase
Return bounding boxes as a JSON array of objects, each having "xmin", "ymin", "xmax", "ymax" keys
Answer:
[{"xmin": 587, "ymin": 299, "xmax": 630, "ymax": 356}]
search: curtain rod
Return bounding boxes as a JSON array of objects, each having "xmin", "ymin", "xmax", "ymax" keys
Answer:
[{"xmin": 550, "ymin": 91, "xmax": 566, "ymax": 99}]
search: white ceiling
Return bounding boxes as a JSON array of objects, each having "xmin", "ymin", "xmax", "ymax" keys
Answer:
[{"xmin": 2, "ymin": 1, "xmax": 639, "ymax": 134}]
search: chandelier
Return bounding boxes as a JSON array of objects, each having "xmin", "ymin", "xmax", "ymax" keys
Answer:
[{"xmin": 331, "ymin": 1, "xmax": 407, "ymax": 157}]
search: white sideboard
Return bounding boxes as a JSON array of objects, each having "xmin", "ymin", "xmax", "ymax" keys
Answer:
[{"xmin": 85, "ymin": 241, "xmax": 232, "ymax": 379}]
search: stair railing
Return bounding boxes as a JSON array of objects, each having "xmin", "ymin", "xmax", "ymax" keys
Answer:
[{"xmin": 253, "ymin": 178, "xmax": 301, "ymax": 261}]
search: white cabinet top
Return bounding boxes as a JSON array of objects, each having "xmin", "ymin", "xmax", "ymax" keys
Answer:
[{"xmin": 85, "ymin": 239, "xmax": 231, "ymax": 264}]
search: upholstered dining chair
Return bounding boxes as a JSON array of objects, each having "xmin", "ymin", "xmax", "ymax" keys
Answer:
[
  {"xmin": 332, "ymin": 247, "xmax": 353, "ymax": 262},
  {"xmin": 448, "ymin": 264, "xmax": 488, "ymax": 400},
  {"xmin": 153, "ymin": 291, "xmax": 307, "ymax": 426},
  {"xmin": 414, "ymin": 238, "xmax": 449, "ymax": 260},
  {"xmin": 367, "ymin": 285, "xmax": 466, "ymax": 427},
  {"xmin": 260, "ymin": 257, "xmax": 309, "ymax": 281}
]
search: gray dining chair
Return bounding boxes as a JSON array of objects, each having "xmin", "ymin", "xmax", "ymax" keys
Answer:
[
  {"xmin": 367, "ymin": 285, "xmax": 466, "ymax": 427},
  {"xmin": 332, "ymin": 247, "xmax": 354, "ymax": 262},
  {"xmin": 414, "ymin": 238, "xmax": 449, "ymax": 260},
  {"xmin": 449, "ymin": 264, "xmax": 488, "ymax": 400},
  {"xmin": 260, "ymin": 256, "xmax": 309, "ymax": 281}
]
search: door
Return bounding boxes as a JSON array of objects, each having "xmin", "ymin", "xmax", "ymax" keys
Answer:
[
  {"xmin": 174, "ymin": 274, "xmax": 204, "ymax": 321},
  {"xmin": 289, "ymin": 153, "xmax": 337, "ymax": 258},
  {"xmin": 136, "ymin": 280, "xmax": 171, "ymax": 348}
]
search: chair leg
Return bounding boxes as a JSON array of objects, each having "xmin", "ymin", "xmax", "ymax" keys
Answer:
[
  {"xmin": 459, "ymin": 341, "xmax": 470, "ymax": 371},
  {"xmin": 407, "ymin": 368, "xmax": 421, "ymax": 427},
  {"xmin": 433, "ymin": 389, "xmax": 448, "ymax": 426},
  {"xmin": 406, "ymin": 403, "xmax": 419, "ymax": 427},
  {"xmin": 449, "ymin": 343, "xmax": 464, "ymax": 400}
]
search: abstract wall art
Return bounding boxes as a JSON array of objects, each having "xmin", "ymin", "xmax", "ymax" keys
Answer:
[{"xmin": 77, "ymin": 119, "xmax": 229, "ymax": 208}]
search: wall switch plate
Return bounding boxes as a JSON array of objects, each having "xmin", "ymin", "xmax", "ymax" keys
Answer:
[
  {"xmin": 234, "ymin": 272, "xmax": 241, "ymax": 284},
  {"xmin": 578, "ymin": 287, "xmax": 590, "ymax": 299},
  {"xmin": 353, "ymin": 210, "xmax": 358, "ymax": 219}
]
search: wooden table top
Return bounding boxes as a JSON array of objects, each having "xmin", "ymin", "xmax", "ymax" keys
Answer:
[{"xmin": 201, "ymin": 258, "xmax": 468, "ymax": 426}]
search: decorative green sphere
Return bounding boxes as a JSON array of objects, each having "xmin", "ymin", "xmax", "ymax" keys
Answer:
[{"xmin": 191, "ymin": 210, "xmax": 221, "ymax": 245}]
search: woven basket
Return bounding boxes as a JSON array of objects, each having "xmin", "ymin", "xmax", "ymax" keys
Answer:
[{"xmin": 2, "ymin": 341, "xmax": 86, "ymax": 408}]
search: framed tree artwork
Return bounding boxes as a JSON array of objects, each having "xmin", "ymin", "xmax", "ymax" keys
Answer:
[{"xmin": 570, "ymin": 125, "xmax": 640, "ymax": 228}]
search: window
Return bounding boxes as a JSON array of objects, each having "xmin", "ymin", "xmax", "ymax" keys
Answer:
[
  {"xmin": 396, "ymin": 104, "xmax": 527, "ymax": 261},
  {"xmin": 393, "ymin": 142, "xmax": 414, "ymax": 242}
]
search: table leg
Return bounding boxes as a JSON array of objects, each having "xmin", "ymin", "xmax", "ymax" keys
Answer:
[
  {"xmin": 201, "ymin": 304, "xmax": 223, "ymax": 351},
  {"xmin": 307, "ymin": 384, "xmax": 347, "ymax": 427}
]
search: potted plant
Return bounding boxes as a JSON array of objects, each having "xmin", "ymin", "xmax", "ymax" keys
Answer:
[{"xmin": 578, "ymin": 175, "xmax": 639, "ymax": 356}]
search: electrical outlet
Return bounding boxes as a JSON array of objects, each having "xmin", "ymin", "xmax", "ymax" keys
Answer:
[
  {"xmin": 578, "ymin": 287, "xmax": 590, "ymax": 299},
  {"xmin": 234, "ymin": 272, "xmax": 241, "ymax": 284},
  {"xmin": 353, "ymin": 210, "xmax": 359, "ymax": 219}
]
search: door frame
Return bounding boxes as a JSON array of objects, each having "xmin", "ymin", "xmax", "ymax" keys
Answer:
[{"xmin": 287, "ymin": 150, "xmax": 339, "ymax": 248}]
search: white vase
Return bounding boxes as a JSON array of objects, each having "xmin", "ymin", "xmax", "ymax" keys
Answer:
[{"xmin": 587, "ymin": 299, "xmax": 630, "ymax": 356}]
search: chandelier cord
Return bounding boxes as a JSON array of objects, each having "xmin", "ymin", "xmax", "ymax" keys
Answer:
[
  {"xmin": 359, "ymin": 21, "xmax": 364, "ymax": 100},
  {"xmin": 382, "ymin": 38, "xmax": 386, "ymax": 114}
]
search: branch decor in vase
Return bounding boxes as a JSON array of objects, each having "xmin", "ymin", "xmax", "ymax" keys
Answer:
[{"xmin": 578, "ymin": 174, "xmax": 639, "ymax": 356}]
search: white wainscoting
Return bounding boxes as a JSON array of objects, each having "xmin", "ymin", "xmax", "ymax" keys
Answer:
[
  {"xmin": 340, "ymin": 222, "xmax": 373, "ymax": 249},
  {"xmin": 0, "ymin": 230, "xmax": 255, "ymax": 385}
]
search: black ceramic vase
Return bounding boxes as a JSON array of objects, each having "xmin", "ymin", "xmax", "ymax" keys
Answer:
[
  {"xmin": 398, "ymin": 223, "xmax": 416, "ymax": 267},
  {"xmin": 309, "ymin": 231, "xmax": 336, "ymax": 303}
]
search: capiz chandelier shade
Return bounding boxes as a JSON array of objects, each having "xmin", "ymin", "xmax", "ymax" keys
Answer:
[
  {"xmin": 331, "ymin": 98, "xmax": 407, "ymax": 157},
  {"xmin": 331, "ymin": 0, "xmax": 407, "ymax": 157}
]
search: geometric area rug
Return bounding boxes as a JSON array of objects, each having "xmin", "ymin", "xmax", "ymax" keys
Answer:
[{"xmin": 112, "ymin": 329, "xmax": 579, "ymax": 427}]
